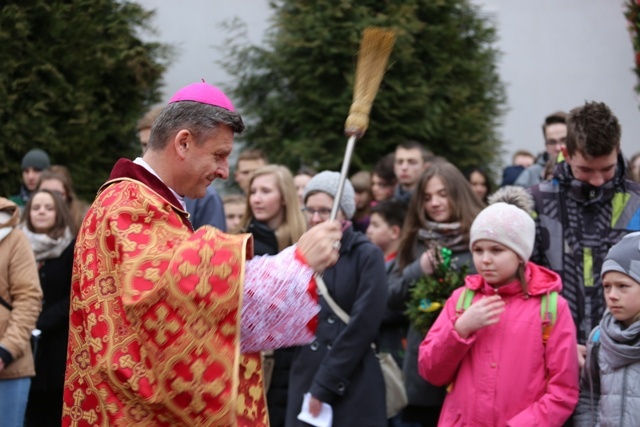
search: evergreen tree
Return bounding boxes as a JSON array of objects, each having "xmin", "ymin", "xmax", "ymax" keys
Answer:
[
  {"xmin": 221, "ymin": 0, "xmax": 506, "ymax": 174},
  {"xmin": 0, "ymin": 0, "xmax": 168, "ymax": 200},
  {"xmin": 626, "ymin": 0, "xmax": 640, "ymax": 99}
]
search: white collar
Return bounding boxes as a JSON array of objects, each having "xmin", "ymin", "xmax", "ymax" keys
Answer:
[{"xmin": 133, "ymin": 157, "xmax": 186, "ymax": 211}]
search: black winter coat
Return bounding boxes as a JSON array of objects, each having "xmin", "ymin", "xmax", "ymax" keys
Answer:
[
  {"xmin": 388, "ymin": 242, "xmax": 474, "ymax": 422},
  {"xmin": 31, "ymin": 238, "xmax": 75, "ymax": 392},
  {"xmin": 286, "ymin": 226, "xmax": 387, "ymax": 427}
]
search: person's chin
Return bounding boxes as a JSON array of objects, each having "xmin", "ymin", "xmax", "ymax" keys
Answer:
[{"xmin": 186, "ymin": 188, "xmax": 206, "ymax": 200}]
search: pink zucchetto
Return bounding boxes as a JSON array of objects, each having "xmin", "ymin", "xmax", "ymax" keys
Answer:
[{"xmin": 168, "ymin": 81, "xmax": 235, "ymax": 112}]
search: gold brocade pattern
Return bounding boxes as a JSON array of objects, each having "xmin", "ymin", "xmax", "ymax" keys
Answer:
[{"xmin": 63, "ymin": 179, "xmax": 267, "ymax": 427}]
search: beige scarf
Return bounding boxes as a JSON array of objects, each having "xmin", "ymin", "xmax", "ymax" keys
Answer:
[{"xmin": 20, "ymin": 225, "xmax": 73, "ymax": 261}]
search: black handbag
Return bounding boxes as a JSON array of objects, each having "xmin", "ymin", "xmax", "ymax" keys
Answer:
[{"xmin": 0, "ymin": 295, "xmax": 40, "ymax": 358}]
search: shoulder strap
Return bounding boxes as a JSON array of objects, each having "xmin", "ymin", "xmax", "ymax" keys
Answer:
[
  {"xmin": 0, "ymin": 295, "xmax": 13, "ymax": 311},
  {"xmin": 586, "ymin": 325, "xmax": 601, "ymax": 421},
  {"xmin": 540, "ymin": 291, "xmax": 558, "ymax": 324},
  {"xmin": 455, "ymin": 288, "xmax": 475, "ymax": 314},
  {"xmin": 316, "ymin": 274, "xmax": 380, "ymax": 352},
  {"xmin": 315, "ymin": 275, "xmax": 350, "ymax": 324},
  {"xmin": 591, "ymin": 326, "xmax": 601, "ymax": 372},
  {"xmin": 540, "ymin": 291, "xmax": 558, "ymax": 345}
]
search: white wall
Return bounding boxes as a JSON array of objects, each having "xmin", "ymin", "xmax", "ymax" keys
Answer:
[
  {"xmin": 137, "ymin": 0, "xmax": 640, "ymax": 167},
  {"xmin": 477, "ymin": 0, "xmax": 640, "ymax": 163},
  {"xmin": 136, "ymin": 0, "xmax": 271, "ymax": 96}
]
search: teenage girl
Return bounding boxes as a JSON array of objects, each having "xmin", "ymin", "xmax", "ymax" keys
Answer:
[
  {"xmin": 388, "ymin": 162, "xmax": 485, "ymax": 426},
  {"xmin": 418, "ymin": 187, "xmax": 579, "ymax": 426},
  {"xmin": 21, "ymin": 189, "xmax": 76, "ymax": 427}
]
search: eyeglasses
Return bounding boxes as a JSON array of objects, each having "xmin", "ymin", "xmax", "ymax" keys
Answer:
[
  {"xmin": 302, "ymin": 207, "xmax": 332, "ymax": 219},
  {"xmin": 545, "ymin": 139, "xmax": 566, "ymax": 146}
]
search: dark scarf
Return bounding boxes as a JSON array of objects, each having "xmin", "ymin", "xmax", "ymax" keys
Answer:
[
  {"xmin": 247, "ymin": 219, "xmax": 278, "ymax": 256},
  {"xmin": 417, "ymin": 221, "xmax": 467, "ymax": 253}
]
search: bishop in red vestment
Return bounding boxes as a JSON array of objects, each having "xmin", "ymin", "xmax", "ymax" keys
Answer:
[{"xmin": 62, "ymin": 83, "xmax": 342, "ymax": 427}]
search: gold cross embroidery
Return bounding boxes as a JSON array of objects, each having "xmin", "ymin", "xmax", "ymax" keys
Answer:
[
  {"xmin": 118, "ymin": 354, "xmax": 155, "ymax": 392},
  {"xmin": 63, "ymin": 389, "xmax": 98, "ymax": 427},
  {"xmin": 170, "ymin": 359, "xmax": 227, "ymax": 414},
  {"xmin": 143, "ymin": 305, "xmax": 182, "ymax": 346}
]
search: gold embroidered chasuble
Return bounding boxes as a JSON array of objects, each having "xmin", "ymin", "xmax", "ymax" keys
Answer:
[{"xmin": 62, "ymin": 171, "xmax": 269, "ymax": 426}]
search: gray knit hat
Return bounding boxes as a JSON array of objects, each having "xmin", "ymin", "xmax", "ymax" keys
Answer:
[
  {"xmin": 601, "ymin": 231, "xmax": 640, "ymax": 283},
  {"xmin": 303, "ymin": 171, "xmax": 356, "ymax": 219},
  {"xmin": 21, "ymin": 149, "xmax": 50, "ymax": 171}
]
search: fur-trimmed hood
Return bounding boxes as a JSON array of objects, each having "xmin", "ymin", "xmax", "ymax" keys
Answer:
[{"xmin": 0, "ymin": 198, "xmax": 20, "ymax": 243}]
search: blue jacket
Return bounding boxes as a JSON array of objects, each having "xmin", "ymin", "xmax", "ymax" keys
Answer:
[{"xmin": 184, "ymin": 186, "xmax": 226, "ymax": 231}]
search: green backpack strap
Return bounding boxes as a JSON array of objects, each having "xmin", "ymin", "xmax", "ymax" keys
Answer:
[
  {"xmin": 456, "ymin": 289, "xmax": 558, "ymax": 346},
  {"xmin": 455, "ymin": 288, "xmax": 475, "ymax": 315},
  {"xmin": 540, "ymin": 291, "xmax": 558, "ymax": 345}
]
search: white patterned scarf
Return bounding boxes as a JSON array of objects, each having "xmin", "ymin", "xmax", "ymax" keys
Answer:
[{"xmin": 19, "ymin": 225, "xmax": 73, "ymax": 261}]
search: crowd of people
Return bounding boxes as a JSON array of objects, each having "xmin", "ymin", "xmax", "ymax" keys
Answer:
[{"xmin": 1, "ymin": 82, "xmax": 640, "ymax": 427}]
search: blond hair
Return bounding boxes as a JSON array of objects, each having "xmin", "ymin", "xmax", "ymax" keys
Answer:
[{"xmin": 240, "ymin": 165, "xmax": 306, "ymax": 251}]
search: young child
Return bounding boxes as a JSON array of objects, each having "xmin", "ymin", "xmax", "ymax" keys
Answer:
[
  {"xmin": 222, "ymin": 194, "xmax": 245, "ymax": 233},
  {"xmin": 575, "ymin": 231, "xmax": 640, "ymax": 426},
  {"xmin": 418, "ymin": 187, "xmax": 579, "ymax": 426},
  {"xmin": 367, "ymin": 199, "xmax": 418, "ymax": 426},
  {"xmin": 366, "ymin": 199, "xmax": 405, "ymax": 265}
]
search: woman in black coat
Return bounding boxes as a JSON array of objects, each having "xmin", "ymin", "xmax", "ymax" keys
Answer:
[
  {"xmin": 20, "ymin": 190, "xmax": 77, "ymax": 427},
  {"xmin": 286, "ymin": 171, "xmax": 387, "ymax": 427}
]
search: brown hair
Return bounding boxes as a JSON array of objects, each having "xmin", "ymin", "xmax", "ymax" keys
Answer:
[
  {"xmin": 373, "ymin": 152, "xmax": 397, "ymax": 185},
  {"xmin": 295, "ymin": 166, "xmax": 317, "ymax": 178},
  {"xmin": 511, "ymin": 149, "xmax": 535, "ymax": 165},
  {"xmin": 397, "ymin": 162, "xmax": 485, "ymax": 271},
  {"xmin": 222, "ymin": 194, "xmax": 245, "ymax": 206},
  {"xmin": 565, "ymin": 102, "xmax": 621, "ymax": 158},
  {"xmin": 541, "ymin": 111, "xmax": 568, "ymax": 139},
  {"xmin": 237, "ymin": 148, "xmax": 268, "ymax": 166},
  {"xmin": 396, "ymin": 140, "xmax": 434, "ymax": 163},
  {"xmin": 350, "ymin": 171, "xmax": 372, "ymax": 193},
  {"xmin": 22, "ymin": 189, "xmax": 76, "ymax": 239},
  {"xmin": 37, "ymin": 166, "xmax": 86, "ymax": 235}
]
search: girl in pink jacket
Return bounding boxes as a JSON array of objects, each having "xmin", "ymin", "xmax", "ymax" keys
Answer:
[{"xmin": 418, "ymin": 187, "xmax": 579, "ymax": 426}]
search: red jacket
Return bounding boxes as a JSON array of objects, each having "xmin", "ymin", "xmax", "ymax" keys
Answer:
[{"xmin": 419, "ymin": 262, "xmax": 579, "ymax": 426}]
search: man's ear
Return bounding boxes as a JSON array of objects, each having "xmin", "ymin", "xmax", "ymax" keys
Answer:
[
  {"xmin": 391, "ymin": 224, "xmax": 401, "ymax": 240},
  {"xmin": 173, "ymin": 129, "xmax": 193, "ymax": 160}
]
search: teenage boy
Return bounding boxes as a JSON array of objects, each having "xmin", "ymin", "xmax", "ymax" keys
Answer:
[
  {"xmin": 530, "ymin": 101, "xmax": 640, "ymax": 368},
  {"xmin": 515, "ymin": 111, "xmax": 567, "ymax": 187},
  {"xmin": 393, "ymin": 141, "xmax": 432, "ymax": 204}
]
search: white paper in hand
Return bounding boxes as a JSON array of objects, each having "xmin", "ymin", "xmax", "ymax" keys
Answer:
[{"xmin": 297, "ymin": 392, "xmax": 333, "ymax": 427}]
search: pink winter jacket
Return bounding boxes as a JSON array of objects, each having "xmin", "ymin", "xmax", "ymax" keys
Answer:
[{"xmin": 418, "ymin": 262, "xmax": 579, "ymax": 426}]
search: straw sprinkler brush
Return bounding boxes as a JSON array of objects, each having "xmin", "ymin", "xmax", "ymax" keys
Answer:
[{"xmin": 330, "ymin": 27, "xmax": 396, "ymax": 220}]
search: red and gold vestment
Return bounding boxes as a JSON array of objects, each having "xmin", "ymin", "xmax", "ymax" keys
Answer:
[{"xmin": 63, "ymin": 159, "xmax": 318, "ymax": 426}]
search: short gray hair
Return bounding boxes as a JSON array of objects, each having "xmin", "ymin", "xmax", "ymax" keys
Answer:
[{"xmin": 148, "ymin": 101, "xmax": 245, "ymax": 150}]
